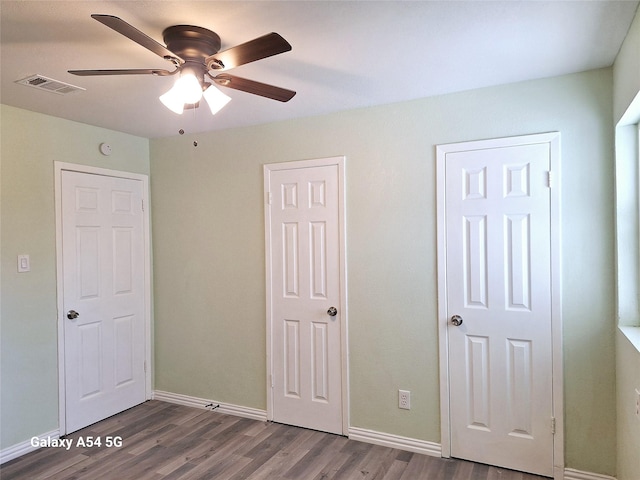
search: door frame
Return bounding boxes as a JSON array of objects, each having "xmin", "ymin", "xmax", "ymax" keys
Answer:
[
  {"xmin": 263, "ymin": 156, "xmax": 349, "ymax": 435},
  {"xmin": 54, "ymin": 161, "xmax": 153, "ymax": 435},
  {"xmin": 436, "ymin": 133, "xmax": 564, "ymax": 479}
]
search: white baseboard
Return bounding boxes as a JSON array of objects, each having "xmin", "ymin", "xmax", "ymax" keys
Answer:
[
  {"xmin": 0, "ymin": 429, "xmax": 60, "ymax": 465},
  {"xmin": 564, "ymin": 469, "xmax": 616, "ymax": 480},
  {"xmin": 152, "ymin": 390, "xmax": 267, "ymax": 422},
  {"xmin": 348, "ymin": 426, "xmax": 441, "ymax": 457}
]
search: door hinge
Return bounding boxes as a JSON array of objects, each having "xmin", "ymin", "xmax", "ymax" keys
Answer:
[
  {"xmin": 266, "ymin": 192, "xmax": 272, "ymax": 205},
  {"xmin": 144, "ymin": 361, "xmax": 147, "ymax": 373},
  {"xmin": 141, "ymin": 199, "xmax": 145, "ymax": 212},
  {"xmin": 270, "ymin": 374, "xmax": 274, "ymax": 388},
  {"xmin": 551, "ymin": 416, "xmax": 556, "ymax": 435},
  {"xmin": 546, "ymin": 171, "xmax": 552, "ymax": 188}
]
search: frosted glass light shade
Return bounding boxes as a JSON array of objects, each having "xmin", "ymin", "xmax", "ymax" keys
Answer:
[
  {"xmin": 202, "ymin": 85, "xmax": 231, "ymax": 115},
  {"xmin": 159, "ymin": 88, "xmax": 185, "ymax": 114},
  {"xmin": 159, "ymin": 73, "xmax": 204, "ymax": 114},
  {"xmin": 174, "ymin": 73, "xmax": 203, "ymax": 104}
]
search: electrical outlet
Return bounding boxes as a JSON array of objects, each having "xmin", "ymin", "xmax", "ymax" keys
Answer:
[
  {"xmin": 635, "ymin": 389, "xmax": 640, "ymax": 420},
  {"xmin": 399, "ymin": 390, "xmax": 411, "ymax": 410}
]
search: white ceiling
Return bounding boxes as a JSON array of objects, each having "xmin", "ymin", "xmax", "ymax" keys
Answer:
[{"xmin": 1, "ymin": 1, "xmax": 638, "ymax": 139}]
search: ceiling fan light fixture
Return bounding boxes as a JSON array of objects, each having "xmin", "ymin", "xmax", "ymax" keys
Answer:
[{"xmin": 202, "ymin": 85, "xmax": 231, "ymax": 115}]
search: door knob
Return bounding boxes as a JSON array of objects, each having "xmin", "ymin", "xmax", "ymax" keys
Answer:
[
  {"xmin": 67, "ymin": 310, "xmax": 80, "ymax": 320},
  {"xmin": 450, "ymin": 315, "xmax": 463, "ymax": 326},
  {"xmin": 327, "ymin": 307, "xmax": 338, "ymax": 317}
]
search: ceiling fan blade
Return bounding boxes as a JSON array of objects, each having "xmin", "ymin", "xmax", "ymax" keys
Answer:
[
  {"xmin": 68, "ymin": 68, "xmax": 176, "ymax": 76},
  {"xmin": 212, "ymin": 74, "xmax": 296, "ymax": 102},
  {"xmin": 91, "ymin": 14, "xmax": 184, "ymax": 65},
  {"xmin": 206, "ymin": 33, "xmax": 291, "ymax": 71}
]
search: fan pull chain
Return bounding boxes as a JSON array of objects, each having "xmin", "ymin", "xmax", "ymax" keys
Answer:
[{"xmin": 192, "ymin": 106, "xmax": 199, "ymax": 147}]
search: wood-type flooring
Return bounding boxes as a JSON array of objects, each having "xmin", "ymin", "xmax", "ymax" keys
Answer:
[{"xmin": 1, "ymin": 400, "xmax": 550, "ymax": 480}]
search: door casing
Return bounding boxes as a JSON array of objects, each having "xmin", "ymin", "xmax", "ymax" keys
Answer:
[
  {"xmin": 436, "ymin": 133, "xmax": 564, "ymax": 479},
  {"xmin": 264, "ymin": 156, "xmax": 349, "ymax": 435},
  {"xmin": 54, "ymin": 162, "xmax": 152, "ymax": 435}
]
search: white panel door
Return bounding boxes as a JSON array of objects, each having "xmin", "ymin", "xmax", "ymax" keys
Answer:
[
  {"xmin": 266, "ymin": 161, "xmax": 344, "ymax": 435},
  {"xmin": 62, "ymin": 170, "xmax": 146, "ymax": 433},
  {"xmin": 445, "ymin": 142, "xmax": 554, "ymax": 476}
]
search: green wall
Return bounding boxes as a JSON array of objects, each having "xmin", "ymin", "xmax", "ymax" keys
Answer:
[
  {"xmin": 0, "ymin": 104, "xmax": 150, "ymax": 449},
  {"xmin": 613, "ymin": 3, "xmax": 640, "ymax": 125},
  {"xmin": 150, "ymin": 68, "xmax": 616, "ymax": 475}
]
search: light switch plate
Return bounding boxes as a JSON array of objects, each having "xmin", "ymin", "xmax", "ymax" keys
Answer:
[{"xmin": 18, "ymin": 254, "xmax": 30, "ymax": 273}]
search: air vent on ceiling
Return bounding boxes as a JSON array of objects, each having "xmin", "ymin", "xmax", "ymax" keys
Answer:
[{"xmin": 15, "ymin": 74, "xmax": 85, "ymax": 95}]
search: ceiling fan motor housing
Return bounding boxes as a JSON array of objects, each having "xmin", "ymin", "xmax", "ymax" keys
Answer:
[{"xmin": 162, "ymin": 25, "xmax": 221, "ymax": 62}]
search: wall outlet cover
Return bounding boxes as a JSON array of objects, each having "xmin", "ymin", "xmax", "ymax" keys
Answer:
[{"xmin": 399, "ymin": 390, "xmax": 411, "ymax": 410}]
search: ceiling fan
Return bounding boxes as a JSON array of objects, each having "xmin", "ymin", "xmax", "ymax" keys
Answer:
[{"xmin": 69, "ymin": 14, "xmax": 296, "ymax": 115}]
